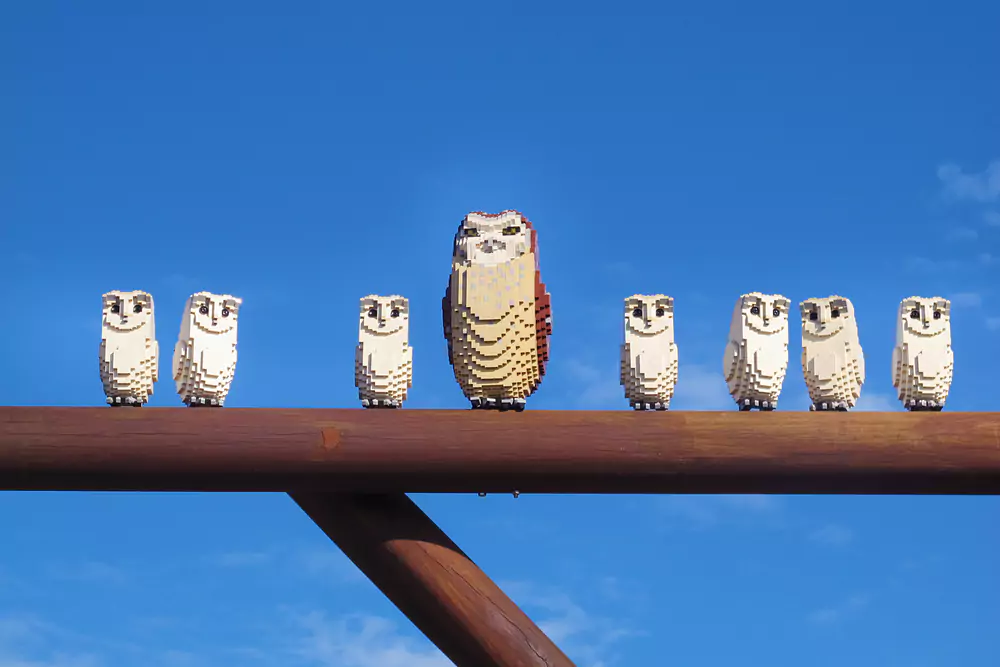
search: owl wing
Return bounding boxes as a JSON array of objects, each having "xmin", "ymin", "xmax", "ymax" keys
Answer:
[
  {"xmin": 534, "ymin": 277, "xmax": 552, "ymax": 378},
  {"xmin": 723, "ymin": 340, "xmax": 740, "ymax": 383},
  {"xmin": 891, "ymin": 344, "xmax": 903, "ymax": 390},
  {"xmin": 172, "ymin": 339, "xmax": 186, "ymax": 382},
  {"xmin": 151, "ymin": 339, "xmax": 160, "ymax": 383},
  {"xmin": 442, "ymin": 283, "xmax": 454, "ymax": 367},
  {"xmin": 620, "ymin": 342, "xmax": 628, "ymax": 387},
  {"xmin": 354, "ymin": 342, "xmax": 364, "ymax": 389},
  {"xmin": 854, "ymin": 344, "xmax": 865, "ymax": 387},
  {"xmin": 405, "ymin": 345, "xmax": 413, "ymax": 389}
]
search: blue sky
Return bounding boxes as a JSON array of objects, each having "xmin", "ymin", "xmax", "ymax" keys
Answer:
[{"xmin": 2, "ymin": 1, "xmax": 998, "ymax": 665}]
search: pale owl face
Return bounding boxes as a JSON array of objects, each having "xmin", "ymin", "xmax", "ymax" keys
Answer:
[
  {"xmin": 900, "ymin": 296, "xmax": 950, "ymax": 337},
  {"xmin": 624, "ymin": 294, "xmax": 674, "ymax": 337},
  {"xmin": 801, "ymin": 295, "xmax": 853, "ymax": 339},
  {"xmin": 359, "ymin": 295, "xmax": 409, "ymax": 336},
  {"xmin": 452, "ymin": 210, "xmax": 531, "ymax": 266},
  {"xmin": 741, "ymin": 292, "xmax": 789, "ymax": 335},
  {"xmin": 102, "ymin": 290, "xmax": 153, "ymax": 333},
  {"xmin": 189, "ymin": 292, "xmax": 241, "ymax": 335}
]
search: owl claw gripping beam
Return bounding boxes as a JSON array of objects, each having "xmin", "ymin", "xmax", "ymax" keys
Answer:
[{"xmin": 442, "ymin": 210, "xmax": 552, "ymax": 412}]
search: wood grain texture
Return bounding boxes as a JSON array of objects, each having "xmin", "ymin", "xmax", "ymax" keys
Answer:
[
  {"xmin": 291, "ymin": 492, "xmax": 574, "ymax": 667},
  {"xmin": 2, "ymin": 407, "xmax": 999, "ymax": 493}
]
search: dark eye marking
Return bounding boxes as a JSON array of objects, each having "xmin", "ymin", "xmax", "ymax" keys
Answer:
[
  {"xmin": 831, "ymin": 308, "xmax": 840, "ymax": 318},
  {"xmin": 133, "ymin": 303, "xmax": 143, "ymax": 313},
  {"xmin": 632, "ymin": 307, "xmax": 642, "ymax": 317},
  {"xmin": 655, "ymin": 307, "xmax": 665, "ymax": 317},
  {"xmin": 910, "ymin": 309, "xmax": 919, "ymax": 319},
  {"xmin": 750, "ymin": 305, "xmax": 760, "ymax": 315},
  {"xmin": 390, "ymin": 308, "xmax": 400, "ymax": 318},
  {"xmin": 772, "ymin": 308, "xmax": 780, "ymax": 317},
  {"xmin": 502, "ymin": 225, "xmax": 521, "ymax": 235},
  {"xmin": 221, "ymin": 307, "xmax": 230, "ymax": 317},
  {"xmin": 809, "ymin": 311, "xmax": 818, "ymax": 321},
  {"xmin": 464, "ymin": 227, "xmax": 479, "ymax": 237},
  {"xmin": 933, "ymin": 310, "xmax": 941, "ymax": 319},
  {"xmin": 367, "ymin": 307, "xmax": 377, "ymax": 317},
  {"xmin": 110, "ymin": 303, "xmax": 120, "ymax": 314},
  {"xmin": 199, "ymin": 305, "xmax": 209, "ymax": 315}
]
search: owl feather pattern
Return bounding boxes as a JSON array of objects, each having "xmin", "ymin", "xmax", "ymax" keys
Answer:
[
  {"xmin": 442, "ymin": 210, "xmax": 552, "ymax": 411},
  {"xmin": 800, "ymin": 295, "xmax": 866, "ymax": 411},
  {"xmin": 99, "ymin": 290, "xmax": 159, "ymax": 406},
  {"xmin": 172, "ymin": 291, "xmax": 242, "ymax": 407},
  {"xmin": 620, "ymin": 294, "xmax": 679, "ymax": 410},
  {"xmin": 892, "ymin": 296, "xmax": 953, "ymax": 411},
  {"xmin": 355, "ymin": 295, "xmax": 413, "ymax": 408},
  {"xmin": 723, "ymin": 292, "xmax": 790, "ymax": 411}
]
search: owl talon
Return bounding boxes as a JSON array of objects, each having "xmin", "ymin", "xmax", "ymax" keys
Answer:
[
  {"xmin": 513, "ymin": 399, "xmax": 526, "ymax": 412},
  {"xmin": 512, "ymin": 491, "xmax": 520, "ymax": 498},
  {"xmin": 361, "ymin": 399, "xmax": 370, "ymax": 408},
  {"xmin": 478, "ymin": 492, "xmax": 487, "ymax": 497},
  {"xmin": 499, "ymin": 398, "xmax": 514, "ymax": 412},
  {"xmin": 484, "ymin": 398, "xmax": 498, "ymax": 410},
  {"xmin": 470, "ymin": 397, "xmax": 484, "ymax": 409}
]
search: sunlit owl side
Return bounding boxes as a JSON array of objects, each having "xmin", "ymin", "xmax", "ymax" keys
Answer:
[
  {"xmin": 800, "ymin": 295, "xmax": 866, "ymax": 411},
  {"xmin": 355, "ymin": 295, "xmax": 413, "ymax": 409},
  {"xmin": 172, "ymin": 291, "xmax": 242, "ymax": 407},
  {"xmin": 620, "ymin": 294, "xmax": 679, "ymax": 411},
  {"xmin": 99, "ymin": 290, "xmax": 159, "ymax": 406},
  {"xmin": 892, "ymin": 296, "xmax": 953, "ymax": 411},
  {"xmin": 722, "ymin": 292, "xmax": 790, "ymax": 411},
  {"xmin": 442, "ymin": 210, "xmax": 552, "ymax": 412}
]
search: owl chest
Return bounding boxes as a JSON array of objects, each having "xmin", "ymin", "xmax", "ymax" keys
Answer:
[{"xmin": 189, "ymin": 339, "xmax": 236, "ymax": 373}]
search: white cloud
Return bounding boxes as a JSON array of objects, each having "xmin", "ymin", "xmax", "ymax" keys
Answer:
[
  {"xmin": 948, "ymin": 292, "xmax": 983, "ymax": 308},
  {"xmin": 946, "ymin": 226, "xmax": 978, "ymax": 242},
  {"xmin": 501, "ymin": 582, "xmax": 637, "ymax": 667},
  {"xmin": 671, "ymin": 363, "xmax": 732, "ymax": 410},
  {"xmin": 658, "ymin": 494, "xmax": 780, "ymax": 528},
  {"xmin": 937, "ymin": 160, "xmax": 1000, "ymax": 202},
  {"xmin": 809, "ymin": 523, "xmax": 854, "ymax": 547},
  {"xmin": 853, "ymin": 392, "xmax": 898, "ymax": 412},
  {"xmin": 807, "ymin": 593, "xmax": 871, "ymax": 625},
  {"xmin": 564, "ymin": 359, "xmax": 623, "ymax": 409},
  {"xmin": 294, "ymin": 613, "xmax": 452, "ymax": 667}
]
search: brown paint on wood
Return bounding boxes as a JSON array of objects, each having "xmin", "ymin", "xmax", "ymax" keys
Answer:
[
  {"xmin": 1, "ymin": 407, "xmax": 999, "ymax": 493},
  {"xmin": 291, "ymin": 492, "xmax": 574, "ymax": 667}
]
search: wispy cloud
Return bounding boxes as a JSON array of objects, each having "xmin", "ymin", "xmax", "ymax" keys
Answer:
[
  {"xmin": 807, "ymin": 593, "xmax": 872, "ymax": 625},
  {"xmin": 502, "ymin": 582, "xmax": 639, "ymax": 667},
  {"xmin": 0, "ymin": 614, "xmax": 102, "ymax": 667},
  {"xmin": 205, "ymin": 551, "xmax": 274, "ymax": 568},
  {"xmin": 671, "ymin": 363, "xmax": 732, "ymax": 411},
  {"xmin": 293, "ymin": 612, "xmax": 452, "ymax": 667},
  {"xmin": 937, "ymin": 160, "xmax": 1000, "ymax": 203},
  {"xmin": 985, "ymin": 210, "xmax": 1000, "ymax": 226},
  {"xmin": 658, "ymin": 494, "xmax": 780, "ymax": 529},
  {"xmin": 853, "ymin": 392, "xmax": 898, "ymax": 412},
  {"xmin": 564, "ymin": 359, "xmax": 623, "ymax": 409},
  {"xmin": 948, "ymin": 291, "xmax": 983, "ymax": 307},
  {"xmin": 44, "ymin": 562, "xmax": 127, "ymax": 586},
  {"xmin": 946, "ymin": 226, "xmax": 978, "ymax": 242},
  {"xmin": 808, "ymin": 523, "xmax": 854, "ymax": 547}
]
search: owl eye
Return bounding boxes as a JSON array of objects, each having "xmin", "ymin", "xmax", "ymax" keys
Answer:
[
  {"xmin": 750, "ymin": 306, "xmax": 760, "ymax": 315},
  {"xmin": 772, "ymin": 308, "xmax": 780, "ymax": 317},
  {"xmin": 809, "ymin": 311, "xmax": 818, "ymax": 321},
  {"xmin": 221, "ymin": 307, "xmax": 230, "ymax": 317},
  {"xmin": 933, "ymin": 310, "xmax": 941, "ymax": 319},
  {"xmin": 463, "ymin": 228, "xmax": 479, "ymax": 237},
  {"xmin": 367, "ymin": 307, "xmax": 377, "ymax": 317},
  {"xmin": 910, "ymin": 309, "xmax": 919, "ymax": 319},
  {"xmin": 831, "ymin": 309, "xmax": 840, "ymax": 318},
  {"xmin": 110, "ymin": 304, "xmax": 120, "ymax": 314},
  {"xmin": 655, "ymin": 307, "xmax": 665, "ymax": 317},
  {"xmin": 390, "ymin": 308, "xmax": 400, "ymax": 318},
  {"xmin": 199, "ymin": 305, "xmax": 209, "ymax": 315},
  {"xmin": 133, "ymin": 304, "xmax": 143, "ymax": 313},
  {"xmin": 632, "ymin": 307, "xmax": 642, "ymax": 317},
  {"xmin": 502, "ymin": 225, "xmax": 521, "ymax": 235}
]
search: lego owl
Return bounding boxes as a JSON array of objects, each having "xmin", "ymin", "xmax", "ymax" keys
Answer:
[
  {"xmin": 723, "ymin": 292, "xmax": 790, "ymax": 411},
  {"xmin": 621, "ymin": 294, "xmax": 679, "ymax": 410},
  {"xmin": 355, "ymin": 295, "xmax": 413, "ymax": 408},
  {"xmin": 892, "ymin": 296, "xmax": 953, "ymax": 411},
  {"xmin": 800, "ymin": 296, "xmax": 866, "ymax": 411},
  {"xmin": 442, "ymin": 210, "xmax": 552, "ymax": 411},
  {"xmin": 172, "ymin": 291, "xmax": 242, "ymax": 407},
  {"xmin": 99, "ymin": 290, "xmax": 159, "ymax": 406}
]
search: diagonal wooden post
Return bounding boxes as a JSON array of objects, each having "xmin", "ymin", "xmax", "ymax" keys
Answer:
[{"xmin": 290, "ymin": 492, "xmax": 574, "ymax": 667}]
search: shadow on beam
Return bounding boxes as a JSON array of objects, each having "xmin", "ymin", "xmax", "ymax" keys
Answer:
[
  {"xmin": 2, "ymin": 407, "xmax": 999, "ymax": 494},
  {"xmin": 291, "ymin": 492, "xmax": 574, "ymax": 667}
]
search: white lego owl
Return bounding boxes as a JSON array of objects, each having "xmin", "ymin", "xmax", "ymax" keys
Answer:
[
  {"xmin": 800, "ymin": 295, "xmax": 866, "ymax": 411},
  {"xmin": 442, "ymin": 210, "xmax": 552, "ymax": 412},
  {"xmin": 621, "ymin": 294, "xmax": 679, "ymax": 411},
  {"xmin": 172, "ymin": 291, "xmax": 242, "ymax": 407},
  {"xmin": 723, "ymin": 292, "xmax": 790, "ymax": 411},
  {"xmin": 99, "ymin": 290, "xmax": 159, "ymax": 406},
  {"xmin": 892, "ymin": 296, "xmax": 953, "ymax": 411},
  {"xmin": 355, "ymin": 295, "xmax": 413, "ymax": 408}
]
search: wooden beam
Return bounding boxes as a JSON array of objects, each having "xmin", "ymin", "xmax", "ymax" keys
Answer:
[
  {"xmin": 291, "ymin": 492, "xmax": 574, "ymax": 667},
  {"xmin": 2, "ymin": 407, "xmax": 999, "ymax": 494}
]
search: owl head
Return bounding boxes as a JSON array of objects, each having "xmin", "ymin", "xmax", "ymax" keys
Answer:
[
  {"xmin": 102, "ymin": 290, "xmax": 154, "ymax": 333},
  {"xmin": 624, "ymin": 294, "xmax": 674, "ymax": 337},
  {"xmin": 452, "ymin": 210, "xmax": 537, "ymax": 267},
  {"xmin": 737, "ymin": 292, "xmax": 790, "ymax": 335},
  {"xmin": 800, "ymin": 295, "xmax": 856, "ymax": 339},
  {"xmin": 359, "ymin": 295, "xmax": 409, "ymax": 336},
  {"xmin": 898, "ymin": 296, "xmax": 950, "ymax": 338},
  {"xmin": 185, "ymin": 291, "xmax": 242, "ymax": 335}
]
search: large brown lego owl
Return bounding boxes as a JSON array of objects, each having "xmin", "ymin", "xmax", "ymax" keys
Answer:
[{"xmin": 442, "ymin": 210, "xmax": 552, "ymax": 411}]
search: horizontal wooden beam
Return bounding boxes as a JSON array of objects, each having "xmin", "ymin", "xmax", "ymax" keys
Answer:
[
  {"xmin": 1, "ymin": 407, "xmax": 999, "ymax": 494},
  {"xmin": 292, "ymin": 492, "xmax": 574, "ymax": 667}
]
